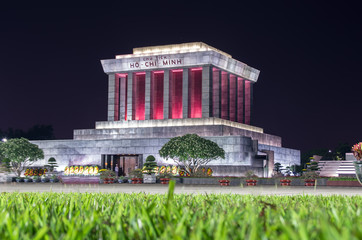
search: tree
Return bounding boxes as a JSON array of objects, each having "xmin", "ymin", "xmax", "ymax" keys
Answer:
[
  {"xmin": 0, "ymin": 138, "xmax": 44, "ymax": 177},
  {"xmin": 143, "ymin": 155, "xmax": 157, "ymax": 174},
  {"xmin": 274, "ymin": 162, "xmax": 283, "ymax": 173},
  {"xmin": 159, "ymin": 134, "xmax": 225, "ymax": 175},
  {"xmin": 44, "ymin": 157, "xmax": 58, "ymax": 173}
]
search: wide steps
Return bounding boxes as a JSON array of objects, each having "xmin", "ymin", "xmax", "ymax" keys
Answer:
[{"xmin": 317, "ymin": 160, "xmax": 356, "ymax": 177}]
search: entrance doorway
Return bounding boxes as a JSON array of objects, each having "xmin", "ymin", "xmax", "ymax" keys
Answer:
[{"xmin": 101, "ymin": 154, "xmax": 141, "ymax": 177}]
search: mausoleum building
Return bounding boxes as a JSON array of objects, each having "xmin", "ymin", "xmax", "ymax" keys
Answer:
[{"xmin": 33, "ymin": 42, "xmax": 300, "ymax": 177}]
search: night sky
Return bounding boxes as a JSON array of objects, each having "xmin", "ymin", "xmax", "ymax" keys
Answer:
[{"xmin": 1, "ymin": 2, "xmax": 361, "ymax": 152}]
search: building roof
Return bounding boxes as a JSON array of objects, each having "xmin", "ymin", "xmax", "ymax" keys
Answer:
[{"xmin": 101, "ymin": 42, "xmax": 260, "ymax": 82}]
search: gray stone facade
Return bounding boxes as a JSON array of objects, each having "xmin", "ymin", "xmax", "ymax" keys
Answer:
[
  {"xmin": 32, "ymin": 134, "xmax": 268, "ymax": 177},
  {"xmin": 29, "ymin": 43, "xmax": 300, "ymax": 177},
  {"xmin": 31, "ymin": 117, "xmax": 300, "ymax": 177}
]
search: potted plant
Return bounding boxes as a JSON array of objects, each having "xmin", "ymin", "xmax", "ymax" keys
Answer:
[
  {"xmin": 24, "ymin": 176, "xmax": 32, "ymax": 183},
  {"xmin": 99, "ymin": 169, "xmax": 116, "ymax": 184},
  {"xmin": 143, "ymin": 155, "xmax": 158, "ymax": 184},
  {"xmin": 302, "ymin": 171, "xmax": 319, "ymax": 186},
  {"xmin": 41, "ymin": 176, "xmax": 48, "ymax": 183},
  {"xmin": 32, "ymin": 176, "xmax": 40, "ymax": 183},
  {"xmin": 130, "ymin": 169, "xmax": 143, "ymax": 184},
  {"xmin": 15, "ymin": 177, "xmax": 22, "ymax": 183},
  {"xmin": 44, "ymin": 157, "xmax": 58, "ymax": 174},
  {"xmin": 118, "ymin": 176, "xmax": 127, "ymax": 183},
  {"xmin": 159, "ymin": 172, "xmax": 173, "ymax": 184},
  {"xmin": 280, "ymin": 177, "xmax": 292, "ymax": 186},
  {"xmin": 49, "ymin": 175, "xmax": 57, "ymax": 183},
  {"xmin": 218, "ymin": 177, "xmax": 230, "ymax": 186},
  {"xmin": 245, "ymin": 170, "xmax": 258, "ymax": 186},
  {"xmin": 303, "ymin": 160, "xmax": 320, "ymax": 186},
  {"xmin": 352, "ymin": 142, "xmax": 362, "ymax": 185}
]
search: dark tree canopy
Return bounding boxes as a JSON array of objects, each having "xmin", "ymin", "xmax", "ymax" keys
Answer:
[
  {"xmin": 159, "ymin": 134, "xmax": 225, "ymax": 174},
  {"xmin": 0, "ymin": 124, "xmax": 55, "ymax": 140}
]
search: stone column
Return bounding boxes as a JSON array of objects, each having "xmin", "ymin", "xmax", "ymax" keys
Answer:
[
  {"xmin": 145, "ymin": 71, "xmax": 151, "ymax": 120},
  {"xmin": 226, "ymin": 73, "xmax": 230, "ymax": 120},
  {"xmin": 182, "ymin": 68, "xmax": 189, "ymax": 119},
  {"xmin": 127, "ymin": 73, "xmax": 133, "ymax": 121},
  {"xmin": 163, "ymin": 70, "xmax": 169, "ymax": 119},
  {"xmin": 213, "ymin": 69, "xmax": 221, "ymax": 118},
  {"xmin": 250, "ymin": 82, "xmax": 254, "ymax": 125},
  {"xmin": 202, "ymin": 66, "xmax": 212, "ymax": 118},
  {"xmin": 234, "ymin": 76, "xmax": 238, "ymax": 123},
  {"xmin": 119, "ymin": 75, "xmax": 127, "ymax": 121},
  {"xmin": 242, "ymin": 79, "xmax": 246, "ymax": 123},
  {"xmin": 107, "ymin": 74, "xmax": 116, "ymax": 121}
]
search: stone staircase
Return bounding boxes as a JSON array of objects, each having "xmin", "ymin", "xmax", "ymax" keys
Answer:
[{"xmin": 318, "ymin": 161, "xmax": 356, "ymax": 177}]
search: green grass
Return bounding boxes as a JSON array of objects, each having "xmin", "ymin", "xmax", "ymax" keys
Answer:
[{"xmin": 0, "ymin": 182, "xmax": 361, "ymax": 239}]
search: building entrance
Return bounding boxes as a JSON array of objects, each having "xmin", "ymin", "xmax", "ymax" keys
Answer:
[{"xmin": 101, "ymin": 154, "xmax": 141, "ymax": 177}]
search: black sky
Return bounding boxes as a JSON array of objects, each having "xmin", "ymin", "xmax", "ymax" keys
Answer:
[{"xmin": 0, "ymin": 1, "xmax": 361, "ymax": 152}]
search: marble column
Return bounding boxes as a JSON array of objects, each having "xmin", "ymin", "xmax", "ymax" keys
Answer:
[
  {"xmin": 163, "ymin": 70, "xmax": 169, "ymax": 119},
  {"xmin": 127, "ymin": 73, "xmax": 133, "ymax": 121},
  {"xmin": 107, "ymin": 74, "xmax": 115, "ymax": 121},
  {"xmin": 182, "ymin": 68, "xmax": 189, "ymax": 119},
  {"xmin": 202, "ymin": 66, "xmax": 212, "ymax": 118},
  {"xmin": 145, "ymin": 71, "xmax": 151, "ymax": 120}
]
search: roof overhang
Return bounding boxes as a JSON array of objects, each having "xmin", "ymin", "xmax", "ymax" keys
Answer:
[{"xmin": 100, "ymin": 42, "xmax": 260, "ymax": 82}]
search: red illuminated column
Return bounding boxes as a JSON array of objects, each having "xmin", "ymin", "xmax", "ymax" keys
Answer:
[
  {"xmin": 221, "ymin": 71, "xmax": 229, "ymax": 120},
  {"xmin": 188, "ymin": 68, "xmax": 202, "ymax": 118},
  {"xmin": 132, "ymin": 72, "xmax": 146, "ymax": 120},
  {"xmin": 114, "ymin": 75, "xmax": 120, "ymax": 121},
  {"xmin": 229, "ymin": 74, "xmax": 237, "ymax": 122},
  {"xmin": 151, "ymin": 71, "xmax": 164, "ymax": 119},
  {"xmin": 245, "ymin": 80, "xmax": 251, "ymax": 124},
  {"xmin": 237, "ymin": 77, "xmax": 244, "ymax": 123},
  {"xmin": 169, "ymin": 69, "xmax": 183, "ymax": 119},
  {"xmin": 212, "ymin": 68, "xmax": 221, "ymax": 118}
]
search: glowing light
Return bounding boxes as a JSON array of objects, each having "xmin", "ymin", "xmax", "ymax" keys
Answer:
[
  {"xmin": 132, "ymin": 72, "xmax": 146, "ymax": 120},
  {"xmin": 151, "ymin": 71, "xmax": 164, "ymax": 119},
  {"xmin": 170, "ymin": 70, "xmax": 183, "ymax": 119},
  {"xmin": 189, "ymin": 68, "xmax": 202, "ymax": 118},
  {"xmin": 191, "ymin": 67, "xmax": 202, "ymax": 71},
  {"xmin": 115, "ymin": 42, "xmax": 232, "ymax": 59},
  {"xmin": 1, "ymin": 138, "xmax": 7, "ymax": 142}
]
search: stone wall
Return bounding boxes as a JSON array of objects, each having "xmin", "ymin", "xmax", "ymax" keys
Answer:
[
  {"xmin": 31, "ymin": 136, "xmax": 297, "ymax": 178},
  {"xmin": 74, "ymin": 125, "xmax": 281, "ymax": 147},
  {"xmin": 32, "ymin": 135, "xmax": 256, "ymax": 172},
  {"xmin": 258, "ymin": 144, "xmax": 300, "ymax": 168}
]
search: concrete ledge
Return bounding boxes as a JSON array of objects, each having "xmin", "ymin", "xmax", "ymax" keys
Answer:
[{"xmin": 95, "ymin": 117, "xmax": 263, "ymax": 133}]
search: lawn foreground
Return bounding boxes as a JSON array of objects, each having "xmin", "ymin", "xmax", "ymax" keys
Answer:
[{"xmin": 0, "ymin": 181, "xmax": 361, "ymax": 240}]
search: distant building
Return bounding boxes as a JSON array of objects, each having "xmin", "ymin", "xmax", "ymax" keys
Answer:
[{"xmin": 33, "ymin": 42, "xmax": 300, "ymax": 177}]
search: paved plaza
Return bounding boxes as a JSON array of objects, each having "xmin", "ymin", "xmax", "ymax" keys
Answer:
[{"xmin": 1, "ymin": 183, "xmax": 361, "ymax": 196}]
